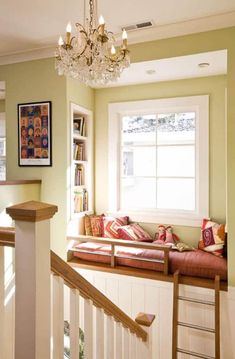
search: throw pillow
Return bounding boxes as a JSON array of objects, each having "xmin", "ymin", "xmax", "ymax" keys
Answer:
[
  {"xmin": 84, "ymin": 214, "xmax": 93, "ymax": 236},
  {"xmin": 102, "ymin": 216, "xmax": 129, "ymax": 238},
  {"xmin": 117, "ymin": 223, "xmax": 153, "ymax": 242},
  {"xmin": 198, "ymin": 218, "xmax": 226, "ymax": 257},
  {"xmin": 89, "ymin": 215, "xmax": 103, "ymax": 237}
]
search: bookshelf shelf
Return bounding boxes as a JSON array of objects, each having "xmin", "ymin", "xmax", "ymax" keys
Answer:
[{"xmin": 69, "ymin": 103, "xmax": 93, "ymax": 224}]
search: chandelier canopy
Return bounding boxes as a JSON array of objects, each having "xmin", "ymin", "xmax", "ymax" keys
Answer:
[{"xmin": 55, "ymin": 0, "xmax": 130, "ymax": 86}]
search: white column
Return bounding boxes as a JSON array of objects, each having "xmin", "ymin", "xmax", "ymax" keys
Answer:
[
  {"xmin": 84, "ymin": 298, "xmax": 93, "ymax": 359},
  {"xmin": 70, "ymin": 289, "xmax": 80, "ymax": 359},
  {"xmin": 115, "ymin": 322, "xmax": 123, "ymax": 359},
  {"xmin": 123, "ymin": 328, "xmax": 130, "ymax": 359},
  {"xmin": 6, "ymin": 201, "xmax": 58, "ymax": 359},
  {"xmin": 106, "ymin": 315, "xmax": 114, "ymax": 359},
  {"xmin": 96, "ymin": 307, "xmax": 104, "ymax": 359},
  {"xmin": 52, "ymin": 275, "xmax": 64, "ymax": 359}
]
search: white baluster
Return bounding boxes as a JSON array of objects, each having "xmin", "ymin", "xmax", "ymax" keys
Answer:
[
  {"xmin": 136, "ymin": 338, "xmax": 144, "ymax": 359},
  {"xmin": 84, "ymin": 299, "xmax": 93, "ymax": 359},
  {"xmin": 106, "ymin": 315, "xmax": 114, "ymax": 359},
  {"xmin": 95, "ymin": 307, "xmax": 104, "ymax": 359},
  {"xmin": 123, "ymin": 328, "xmax": 130, "ymax": 359},
  {"xmin": 0, "ymin": 247, "xmax": 4, "ymax": 355},
  {"xmin": 115, "ymin": 322, "xmax": 123, "ymax": 359},
  {"xmin": 70, "ymin": 289, "xmax": 80, "ymax": 359},
  {"xmin": 52, "ymin": 275, "xmax": 64, "ymax": 359},
  {"xmin": 130, "ymin": 333, "xmax": 137, "ymax": 359}
]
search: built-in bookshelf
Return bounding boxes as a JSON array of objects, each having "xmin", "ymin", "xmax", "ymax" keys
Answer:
[{"xmin": 70, "ymin": 103, "xmax": 93, "ymax": 221}]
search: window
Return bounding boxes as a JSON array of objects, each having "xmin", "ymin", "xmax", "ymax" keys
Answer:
[{"xmin": 109, "ymin": 96, "xmax": 209, "ymax": 226}]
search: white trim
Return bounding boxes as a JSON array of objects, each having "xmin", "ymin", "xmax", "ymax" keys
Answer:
[{"xmin": 108, "ymin": 96, "xmax": 209, "ymax": 227}]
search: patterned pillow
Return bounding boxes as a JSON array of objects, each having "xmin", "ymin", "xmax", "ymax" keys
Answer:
[
  {"xmin": 89, "ymin": 215, "xmax": 103, "ymax": 237},
  {"xmin": 117, "ymin": 223, "xmax": 153, "ymax": 242},
  {"xmin": 84, "ymin": 214, "xmax": 93, "ymax": 236},
  {"xmin": 102, "ymin": 216, "xmax": 129, "ymax": 238},
  {"xmin": 198, "ymin": 219, "xmax": 226, "ymax": 257}
]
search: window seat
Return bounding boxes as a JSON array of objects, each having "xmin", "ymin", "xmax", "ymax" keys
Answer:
[{"xmin": 67, "ymin": 236, "xmax": 227, "ymax": 290}]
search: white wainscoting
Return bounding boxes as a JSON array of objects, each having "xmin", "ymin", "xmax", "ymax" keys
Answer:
[{"xmin": 78, "ymin": 268, "xmax": 235, "ymax": 359}]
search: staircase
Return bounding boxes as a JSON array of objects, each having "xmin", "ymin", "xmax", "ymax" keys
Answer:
[{"xmin": 0, "ymin": 201, "xmax": 155, "ymax": 359}]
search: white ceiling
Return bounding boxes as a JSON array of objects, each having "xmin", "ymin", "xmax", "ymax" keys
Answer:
[
  {"xmin": 0, "ymin": 0, "xmax": 235, "ymax": 59},
  {"xmin": 95, "ymin": 50, "xmax": 227, "ymax": 88}
]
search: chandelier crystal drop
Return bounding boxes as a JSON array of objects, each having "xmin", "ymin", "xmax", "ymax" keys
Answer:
[{"xmin": 55, "ymin": 0, "xmax": 130, "ymax": 86}]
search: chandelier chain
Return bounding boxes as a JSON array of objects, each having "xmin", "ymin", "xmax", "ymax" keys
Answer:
[{"xmin": 89, "ymin": 0, "xmax": 94, "ymax": 32}]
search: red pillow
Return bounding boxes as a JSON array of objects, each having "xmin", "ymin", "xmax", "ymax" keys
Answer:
[
  {"xmin": 90, "ymin": 215, "xmax": 103, "ymax": 237},
  {"xmin": 117, "ymin": 223, "xmax": 153, "ymax": 242},
  {"xmin": 102, "ymin": 216, "xmax": 129, "ymax": 238}
]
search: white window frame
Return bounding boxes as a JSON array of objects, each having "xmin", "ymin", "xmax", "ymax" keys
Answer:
[{"xmin": 108, "ymin": 96, "xmax": 209, "ymax": 227}]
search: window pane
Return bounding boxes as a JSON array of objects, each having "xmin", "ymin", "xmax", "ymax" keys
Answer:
[
  {"xmin": 157, "ymin": 178, "xmax": 195, "ymax": 210},
  {"xmin": 121, "ymin": 177, "xmax": 156, "ymax": 209},
  {"xmin": 122, "ymin": 115, "xmax": 156, "ymax": 145},
  {"xmin": 122, "ymin": 146, "xmax": 156, "ymax": 177},
  {"xmin": 157, "ymin": 145, "xmax": 195, "ymax": 177},
  {"xmin": 157, "ymin": 112, "xmax": 195, "ymax": 145}
]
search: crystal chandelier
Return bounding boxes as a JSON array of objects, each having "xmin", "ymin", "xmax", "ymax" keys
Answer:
[{"xmin": 55, "ymin": 0, "xmax": 130, "ymax": 86}]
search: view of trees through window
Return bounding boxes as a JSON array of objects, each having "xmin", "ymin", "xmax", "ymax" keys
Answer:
[{"xmin": 121, "ymin": 112, "xmax": 196, "ymax": 211}]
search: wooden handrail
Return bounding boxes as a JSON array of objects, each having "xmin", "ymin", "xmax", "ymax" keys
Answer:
[
  {"xmin": 68, "ymin": 234, "xmax": 170, "ymax": 275},
  {"xmin": 0, "ymin": 228, "xmax": 148, "ymax": 341}
]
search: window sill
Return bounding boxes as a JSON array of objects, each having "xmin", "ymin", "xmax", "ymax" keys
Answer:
[{"xmin": 107, "ymin": 210, "xmax": 203, "ymax": 227}]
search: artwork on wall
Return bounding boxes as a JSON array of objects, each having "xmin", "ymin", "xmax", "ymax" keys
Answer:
[{"xmin": 18, "ymin": 101, "xmax": 52, "ymax": 166}]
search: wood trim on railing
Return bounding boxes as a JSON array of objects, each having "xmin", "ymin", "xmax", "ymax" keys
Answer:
[
  {"xmin": 0, "ymin": 228, "xmax": 148, "ymax": 342},
  {"xmin": 0, "ymin": 180, "xmax": 41, "ymax": 186},
  {"xmin": 68, "ymin": 234, "xmax": 170, "ymax": 275}
]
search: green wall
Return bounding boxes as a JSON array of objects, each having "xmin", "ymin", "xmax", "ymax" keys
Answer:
[
  {"xmin": 95, "ymin": 75, "xmax": 226, "ymax": 245},
  {"xmin": 0, "ymin": 58, "xmax": 94, "ymax": 258},
  {"xmin": 0, "ymin": 100, "xmax": 5, "ymax": 112}
]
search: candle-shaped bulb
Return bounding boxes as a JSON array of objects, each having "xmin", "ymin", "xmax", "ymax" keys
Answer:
[
  {"xmin": 66, "ymin": 22, "xmax": 72, "ymax": 33},
  {"xmin": 58, "ymin": 36, "xmax": 64, "ymax": 46},
  {"xmin": 111, "ymin": 45, "xmax": 116, "ymax": 55},
  {"xmin": 122, "ymin": 29, "xmax": 128, "ymax": 40},
  {"xmin": 99, "ymin": 15, "xmax": 105, "ymax": 25}
]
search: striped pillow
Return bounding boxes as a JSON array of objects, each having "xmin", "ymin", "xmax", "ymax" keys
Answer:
[
  {"xmin": 198, "ymin": 219, "xmax": 226, "ymax": 257},
  {"xmin": 117, "ymin": 223, "xmax": 153, "ymax": 242},
  {"xmin": 102, "ymin": 216, "xmax": 129, "ymax": 238}
]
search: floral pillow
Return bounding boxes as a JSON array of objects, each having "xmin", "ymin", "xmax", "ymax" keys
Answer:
[
  {"xmin": 102, "ymin": 216, "xmax": 129, "ymax": 238},
  {"xmin": 117, "ymin": 223, "xmax": 153, "ymax": 242},
  {"xmin": 198, "ymin": 219, "xmax": 226, "ymax": 257}
]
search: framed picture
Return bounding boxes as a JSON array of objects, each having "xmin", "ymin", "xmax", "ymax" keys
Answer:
[{"xmin": 18, "ymin": 101, "xmax": 52, "ymax": 166}]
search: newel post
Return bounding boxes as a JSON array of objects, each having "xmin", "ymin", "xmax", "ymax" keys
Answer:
[{"xmin": 6, "ymin": 201, "xmax": 58, "ymax": 359}]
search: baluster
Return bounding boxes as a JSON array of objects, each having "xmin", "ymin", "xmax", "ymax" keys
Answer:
[
  {"xmin": 84, "ymin": 298, "xmax": 93, "ymax": 359},
  {"xmin": 95, "ymin": 307, "xmax": 104, "ymax": 359},
  {"xmin": 130, "ymin": 333, "xmax": 137, "ymax": 359},
  {"xmin": 123, "ymin": 328, "xmax": 130, "ymax": 359},
  {"xmin": 115, "ymin": 322, "xmax": 123, "ymax": 359},
  {"xmin": 106, "ymin": 315, "xmax": 115, "ymax": 358},
  {"xmin": 52, "ymin": 275, "xmax": 64, "ymax": 359},
  {"xmin": 70, "ymin": 289, "xmax": 80, "ymax": 359}
]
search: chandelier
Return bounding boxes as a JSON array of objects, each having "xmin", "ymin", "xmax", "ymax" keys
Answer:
[{"xmin": 55, "ymin": 0, "xmax": 130, "ymax": 86}]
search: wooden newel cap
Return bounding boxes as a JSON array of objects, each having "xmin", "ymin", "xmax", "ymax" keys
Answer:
[
  {"xmin": 6, "ymin": 200, "xmax": 58, "ymax": 222},
  {"xmin": 135, "ymin": 312, "xmax": 156, "ymax": 327}
]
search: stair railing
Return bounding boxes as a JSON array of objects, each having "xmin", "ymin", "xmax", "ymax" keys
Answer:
[{"xmin": 0, "ymin": 201, "xmax": 155, "ymax": 359}]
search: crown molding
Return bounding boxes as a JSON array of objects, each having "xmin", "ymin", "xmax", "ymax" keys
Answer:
[{"xmin": 0, "ymin": 10, "xmax": 235, "ymax": 66}]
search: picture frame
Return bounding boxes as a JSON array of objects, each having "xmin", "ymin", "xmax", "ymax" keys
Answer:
[{"xmin": 18, "ymin": 101, "xmax": 52, "ymax": 166}]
